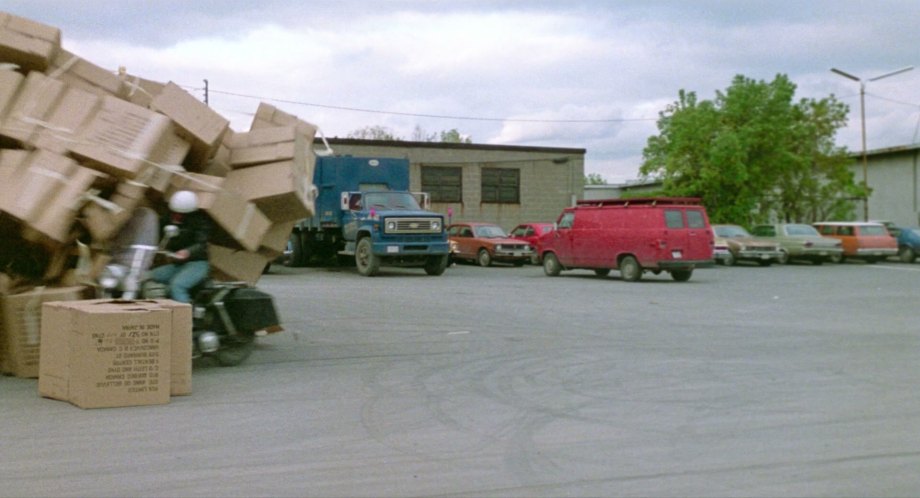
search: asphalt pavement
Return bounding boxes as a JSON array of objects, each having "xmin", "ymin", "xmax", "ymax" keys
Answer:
[{"xmin": 2, "ymin": 260, "xmax": 919, "ymax": 497}]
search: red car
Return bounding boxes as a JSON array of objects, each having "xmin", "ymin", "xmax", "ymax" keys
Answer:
[
  {"xmin": 508, "ymin": 222, "xmax": 555, "ymax": 264},
  {"xmin": 448, "ymin": 222, "xmax": 534, "ymax": 267}
]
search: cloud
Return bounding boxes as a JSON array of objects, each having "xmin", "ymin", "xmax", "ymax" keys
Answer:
[{"xmin": 4, "ymin": 0, "xmax": 919, "ymax": 181}]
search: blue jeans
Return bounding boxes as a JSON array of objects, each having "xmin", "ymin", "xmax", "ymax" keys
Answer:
[{"xmin": 149, "ymin": 261, "xmax": 209, "ymax": 303}]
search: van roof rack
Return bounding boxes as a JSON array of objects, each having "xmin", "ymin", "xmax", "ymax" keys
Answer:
[{"xmin": 575, "ymin": 197, "xmax": 703, "ymax": 207}]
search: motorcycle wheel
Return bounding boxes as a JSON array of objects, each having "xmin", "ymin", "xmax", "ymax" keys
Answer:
[{"xmin": 216, "ymin": 337, "xmax": 255, "ymax": 367}]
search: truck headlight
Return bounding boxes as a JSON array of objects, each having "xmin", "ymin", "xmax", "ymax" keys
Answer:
[
  {"xmin": 432, "ymin": 220, "xmax": 441, "ymax": 231},
  {"xmin": 386, "ymin": 221, "xmax": 397, "ymax": 231}
]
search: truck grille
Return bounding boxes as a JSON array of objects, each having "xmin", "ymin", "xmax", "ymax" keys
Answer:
[{"xmin": 383, "ymin": 217, "xmax": 442, "ymax": 234}]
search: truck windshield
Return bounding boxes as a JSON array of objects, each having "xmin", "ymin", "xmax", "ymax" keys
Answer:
[{"xmin": 363, "ymin": 192, "xmax": 421, "ymax": 211}]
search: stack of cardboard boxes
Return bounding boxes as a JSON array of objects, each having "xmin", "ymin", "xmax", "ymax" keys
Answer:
[{"xmin": 0, "ymin": 12, "xmax": 316, "ymax": 405}]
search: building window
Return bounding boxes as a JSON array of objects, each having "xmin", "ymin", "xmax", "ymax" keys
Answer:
[
  {"xmin": 481, "ymin": 167, "xmax": 520, "ymax": 204},
  {"xmin": 421, "ymin": 166, "xmax": 462, "ymax": 203}
]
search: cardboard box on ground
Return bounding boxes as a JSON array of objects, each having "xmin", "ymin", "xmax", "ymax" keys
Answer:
[
  {"xmin": 38, "ymin": 299, "xmax": 192, "ymax": 408},
  {"xmin": 0, "ymin": 11, "xmax": 318, "ymax": 405}
]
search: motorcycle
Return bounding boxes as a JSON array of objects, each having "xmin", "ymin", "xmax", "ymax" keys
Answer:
[{"xmin": 98, "ymin": 207, "xmax": 283, "ymax": 366}]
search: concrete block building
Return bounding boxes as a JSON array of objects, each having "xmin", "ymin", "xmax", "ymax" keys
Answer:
[{"xmin": 317, "ymin": 138, "xmax": 586, "ymax": 230}]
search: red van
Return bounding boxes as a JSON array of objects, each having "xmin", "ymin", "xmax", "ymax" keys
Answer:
[{"xmin": 539, "ymin": 198, "xmax": 715, "ymax": 282}]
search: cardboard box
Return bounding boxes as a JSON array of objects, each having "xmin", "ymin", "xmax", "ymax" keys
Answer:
[
  {"xmin": 0, "ymin": 285, "xmax": 89, "ymax": 378},
  {"xmin": 260, "ymin": 220, "xmax": 296, "ymax": 256},
  {"xmin": 0, "ymin": 150, "xmax": 79, "ymax": 224},
  {"xmin": 148, "ymin": 299, "xmax": 192, "ymax": 396},
  {"xmin": 39, "ymin": 300, "xmax": 175, "ymax": 409},
  {"xmin": 0, "ymin": 11, "xmax": 61, "ymax": 72},
  {"xmin": 209, "ymin": 244, "xmax": 272, "ymax": 286},
  {"xmin": 81, "ymin": 180, "xmax": 149, "ymax": 241},
  {"xmin": 70, "ymin": 95, "xmax": 176, "ymax": 179},
  {"xmin": 168, "ymin": 173, "xmax": 271, "ymax": 252},
  {"xmin": 120, "ymin": 72, "xmax": 165, "ymax": 108},
  {"xmin": 48, "ymin": 49, "xmax": 126, "ymax": 98},
  {"xmin": 223, "ymin": 159, "xmax": 316, "ymax": 222},
  {"xmin": 251, "ymin": 102, "xmax": 318, "ymax": 142},
  {"xmin": 151, "ymin": 82, "xmax": 229, "ymax": 165},
  {"xmin": 0, "ymin": 68, "xmax": 25, "ymax": 122},
  {"xmin": 31, "ymin": 84, "xmax": 102, "ymax": 154},
  {"xmin": 228, "ymin": 125, "xmax": 307, "ymax": 169},
  {"xmin": 198, "ymin": 141, "xmax": 232, "ymax": 177},
  {"xmin": 0, "ymin": 71, "xmax": 67, "ymax": 145},
  {"xmin": 24, "ymin": 164, "xmax": 102, "ymax": 244}
]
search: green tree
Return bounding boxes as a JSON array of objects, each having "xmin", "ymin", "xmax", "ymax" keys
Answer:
[
  {"xmin": 640, "ymin": 74, "xmax": 862, "ymax": 225},
  {"xmin": 347, "ymin": 125, "xmax": 402, "ymax": 140},
  {"xmin": 584, "ymin": 173, "xmax": 607, "ymax": 185},
  {"xmin": 438, "ymin": 128, "xmax": 471, "ymax": 143}
]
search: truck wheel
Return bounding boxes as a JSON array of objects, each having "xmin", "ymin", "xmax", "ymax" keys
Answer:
[
  {"xmin": 355, "ymin": 237, "xmax": 380, "ymax": 276},
  {"xmin": 619, "ymin": 256, "xmax": 642, "ymax": 282},
  {"xmin": 477, "ymin": 249, "xmax": 492, "ymax": 267},
  {"xmin": 671, "ymin": 269, "xmax": 693, "ymax": 282},
  {"xmin": 723, "ymin": 252, "xmax": 736, "ymax": 267},
  {"xmin": 899, "ymin": 246, "xmax": 916, "ymax": 263},
  {"xmin": 286, "ymin": 233, "xmax": 303, "ymax": 267},
  {"xmin": 424, "ymin": 255, "xmax": 449, "ymax": 276},
  {"xmin": 543, "ymin": 253, "xmax": 561, "ymax": 276}
]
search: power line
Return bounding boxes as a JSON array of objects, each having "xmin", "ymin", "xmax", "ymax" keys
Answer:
[{"xmin": 195, "ymin": 86, "xmax": 655, "ymax": 124}]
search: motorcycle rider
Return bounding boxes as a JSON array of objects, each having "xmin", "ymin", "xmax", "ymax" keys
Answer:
[{"xmin": 149, "ymin": 190, "xmax": 212, "ymax": 303}]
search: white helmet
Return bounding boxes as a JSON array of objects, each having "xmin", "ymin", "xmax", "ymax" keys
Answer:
[{"xmin": 169, "ymin": 190, "xmax": 199, "ymax": 213}]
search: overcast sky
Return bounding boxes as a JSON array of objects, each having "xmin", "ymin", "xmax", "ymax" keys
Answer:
[{"xmin": 6, "ymin": 1, "xmax": 920, "ymax": 182}]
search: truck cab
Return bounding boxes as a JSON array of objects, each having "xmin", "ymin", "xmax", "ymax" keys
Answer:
[{"xmin": 288, "ymin": 156, "xmax": 449, "ymax": 276}]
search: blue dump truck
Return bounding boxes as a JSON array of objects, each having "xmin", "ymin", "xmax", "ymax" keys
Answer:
[{"xmin": 287, "ymin": 155, "xmax": 450, "ymax": 276}]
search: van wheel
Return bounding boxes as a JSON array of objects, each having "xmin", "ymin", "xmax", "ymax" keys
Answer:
[
  {"xmin": 671, "ymin": 269, "xmax": 693, "ymax": 282},
  {"xmin": 543, "ymin": 253, "xmax": 561, "ymax": 276},
  {"xmin": 477, "ymin": 249, "xmax": 492, "ymax": 267},
  {"xmin": 899, "ymin": 246, "xmax": 916, "ymax": 263},
  {"xmin": 593, "ymin": 269, "xmax": 610, "ymax": 277},
  {"xmin": 355, "ymin": 237, "xmax": 380, "ymax": 276},
  {"xmin": 619, "ymin": 256, "xmax": 642, "ymax": 282}
]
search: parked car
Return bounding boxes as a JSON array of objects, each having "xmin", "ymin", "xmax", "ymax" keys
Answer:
[
  {"xmin": 812, "ymin": 221, "xmax": 897, "ymax": 263},
  {"xmin": 750, "ymin": 223, "xmax": 843, "ymax": 265},
  {"xmin": 539, "ymin": 197, "xmax": 714, "ymax": 282},
  {"xmin": 447, "ymin": 222, "xmax": 533, "ymax": 267},
  {"xmin": 893, "ymin": 226, "xmax": 920, "ymax": 263},
  {"xmin": 712, "ymin": 232, "xmax": 732, "ymax": 265},
  {"xmin": 712, "ymin": 224, "xmax": 783, "ymax": 266},
  {"xmin": 508, "ymin": 222, "xmax": 555, "ymax": 264}
]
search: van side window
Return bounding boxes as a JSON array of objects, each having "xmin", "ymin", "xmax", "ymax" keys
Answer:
[
  {"xmin": 686, "ymin": 210, "xmax": 705, "ymax": 228},
  {"xmin": 839, "ymin": 226, "xmax": 853, "ymax": 236},
  {"xmin": 664, "ymin": 210, "xmax": 684, "ymax": 229},
  {"xmin": 558, "ymin": 212, "xmax": 575, "ymax": 229}
]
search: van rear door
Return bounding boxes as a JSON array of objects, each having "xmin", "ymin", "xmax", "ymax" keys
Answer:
[
  {"xmin": 685, "ymin": 208, "xmax": 713, "ymax": 260},
  {"xmin": 662, "ymin": 208, "xmax": 689, "ymax": 262}
]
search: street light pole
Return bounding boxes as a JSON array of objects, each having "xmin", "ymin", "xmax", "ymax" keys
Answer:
[{"xmin": 830, "ymin": 66, "xmax": 913, "ymax": 220}]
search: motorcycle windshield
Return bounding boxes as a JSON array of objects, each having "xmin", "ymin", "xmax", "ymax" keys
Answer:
[{"xmin": 110, "ymin": 207, "xmax": 160, "ymax": 273}]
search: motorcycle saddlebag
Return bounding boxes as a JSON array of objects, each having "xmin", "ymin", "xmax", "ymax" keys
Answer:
[{"xmin": 224, "ymin": 288, "xmax": 282, "ymax": 333}]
